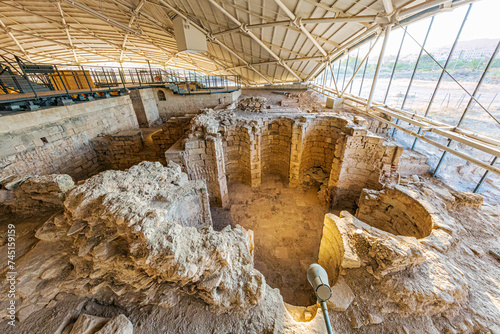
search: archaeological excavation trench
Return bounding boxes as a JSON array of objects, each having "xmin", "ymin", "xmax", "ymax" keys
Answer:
[{"xmin": 1, "ymin": 90, "xmax": 499, "ymax": 334}]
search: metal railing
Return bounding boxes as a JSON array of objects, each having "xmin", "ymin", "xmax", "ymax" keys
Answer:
[{"xmin": 0, "ymin": 51, "xmax": 241, "ymax": 105}]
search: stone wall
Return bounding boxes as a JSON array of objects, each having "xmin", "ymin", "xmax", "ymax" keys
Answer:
[
  {"xmin": 0, "ymin": 174, "xmax": 75, "ymax": 213},
  {"xmin": 129, "ymin": 88, "xmax": 160, "ymax": 127},
  {"xmin": 181, "ymin": 136, "xmax": 229, "ymax": 207},
  {"xmin": 398, "ymin": 150, "xmax": 430, "ymax": 177},
  {"xmin": 329, "ymin": 127, "xmax": 403, "ymax": 210},
  {"xmin": 261, "ymin": 120, "xmax": 292, "ymax": 181},
  {"xmin": 156, "ymin": 109, "xmax": 402, "ymax": 211},
  {"xmin": 152, "ymin": 116, "xmax": 193, "ymax": 163},
  {"xmin": 0, "ymin": 96, "xmax": 139, "ymax": 181},
  {"xmin": 356, "ymin": 186, "xmax": 434, "ymax": 239},
  {"xmin": 154, "ymin": 88, "xmax": 241, "ymax": 118},
  {"xmin": 92, "ymin": 130, "xmax": 158, "ymax": 171},
  {"xmin": 298, "ymin": 116, "xmax": 346, "ymax": 184},
  {"xmin": 222, "ymin": 125, "xmax": 252, "ymax": 184}
]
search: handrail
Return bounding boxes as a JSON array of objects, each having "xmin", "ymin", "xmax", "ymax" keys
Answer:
[{"xmin": 0, "ymin": 57, "xmax": 241, "ymax": 104}]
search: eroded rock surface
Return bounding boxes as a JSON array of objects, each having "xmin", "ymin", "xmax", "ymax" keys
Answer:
[{"xmin": 0, "ymin": 162, "xmax": 266, "ymax": 328}]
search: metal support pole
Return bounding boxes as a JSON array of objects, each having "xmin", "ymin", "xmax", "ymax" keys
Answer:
[
  {"xmin": 80, "ymin": 65, "xmax": 92, "ymax": 93},
  {"xmin": 340, "ymin": 35, "xmax": 382, "ymax": 98},
  {"xmin": 119, "ymin": 67, "xmax": 126, "ymax": 89},
  {"xmin": 136, "ymin": 69, "xmax": 141, "ymax": 86},
  {"xmin": 17, "ymin": 58, "xmax": 38, "ymax": 98},
  {"xmin": 320, "ymin": 301, "xmax": 333, "ymax": 334},
  {"xmin": 54, "ymin": 64, "xmax": 70, "ymax": 96},
  {"xmin": 384, "ymin": 28, "xmax": 407, "ymax": 104},
  {"xmin": 408, "ymin": 5, "xmax": 471, "ymax": 142},
  {"xmin": 433, "ymin": 40, "xmax": 500, "ymax": 176},
  {"xmin": 474, "ymin": 157, "xmax": 497, "ymax": 193},
  {"xmin": 359, "ymin": 42, "xmax": 372, "ymax": 96},
  {"xmin": 321, "ymin": 68, "xmax": 326, "ymax": 93},
  {"xmin": 336, "ymin": 59, "xmax": 341, "ymax": 81},
  {"xmin": 342, "ymin": 54, "xmax": 350, "ymax": 90},
  {"xmin": 102, "ymin": 67, "xmax": 111, "ymax": 90},
  {"xmin": 146, "ymin": 59, "xmax": 154, "ymax": 83},
  {"xmin": 367, "ymin": 26, "xmax": 392, "ymax": 109},
  {"xmin": 328, "ymin": 62, "xmax": 339, "ymax": 94},
  {"xmin": 350, "ymin": 48, "xmax": 360, "ymax": 94},
  {"xmin": 129, "ymin": 69, "xmax": 135, "ymax": 84},
  {"xmin": 395, "ymin": 17, "xmax": 434, "ymax": 141}
]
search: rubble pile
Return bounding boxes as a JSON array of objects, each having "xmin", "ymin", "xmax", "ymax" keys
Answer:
[{"xmin": 237, "ymin": 97, "xmax": 267, "ymax": 112}]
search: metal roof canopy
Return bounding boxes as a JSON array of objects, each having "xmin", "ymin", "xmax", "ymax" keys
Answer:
[{"xmin": 0, "ymin": 0, "xmax": 478, "ymax": 85}]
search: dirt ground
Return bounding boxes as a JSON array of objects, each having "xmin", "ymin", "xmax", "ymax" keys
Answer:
[{"xmin": 226, "ymin": 175, "xmax": 327, "ymax": 306}]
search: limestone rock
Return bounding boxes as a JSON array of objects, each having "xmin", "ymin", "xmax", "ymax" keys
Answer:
[
  {"xmin": 61, "ymin": 161, "xmax": 264, "ymax": 312},
  {"xmin": 449, "ymin": 190, "xmax": 483, "ymax": 208},
  {"xmin": 420, "ymin": 229, "xmax": 454, "ymax": 253},
  {"xmin": 4, "ymin": 174, "xmax": 75, "ymax": 211},
  {"xmin": 339, "ymin": 212, "xmax": 425, "ymax": 278},
  {"xmin": 380, "ymin": 250, "xmax": 469, "ymax": 315},
  {"xmin": 327, "ymin": 277, "xmax": 354, "ymax": 311},
  {"xmin": 21, "ymin": 174, "xmax": 75, "ymax": 194},
  {"xmin": 489, "ymin": 249, "xmax": 500, "ymax": 262},
  {"xmin": 95, "ymin": 314, "xmax": 133, "ymax": 334},
  {"xmin": 69, "ymin": 314, "xmax": 108, "ymax": 334},
  {"xmin": 368, "ymin": 313, "xmax": 384, "ymax": 325}
]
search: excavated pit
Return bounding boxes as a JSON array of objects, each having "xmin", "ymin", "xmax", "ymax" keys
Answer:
[
  {"xmin": 356, "ymin": 187, "xmax": 434, "ymax": 239},
  {"xmin": 227, "ymin": 176, "xmax": 326, "ymax": 306},
  {"xmin": 5, "ymin": 91, "xmax": 499, "ymax": 333}
]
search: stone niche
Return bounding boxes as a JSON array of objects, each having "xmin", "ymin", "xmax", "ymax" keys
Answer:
[
  {"xmin": 355, "ymin": 186, "xmax": 434, "ymax": 239},
  {"xmin": 166, "ymin": 108, "xmax": 403, "ymax": 210}
]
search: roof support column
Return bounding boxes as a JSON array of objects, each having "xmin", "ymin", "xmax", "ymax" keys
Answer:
[
  {"xmin": 56, "ymin": 1, "xmax": 78, "ymax": 63},
  {"xmin": 120, "ymin": 0, "xmax": 146, "ymax": 63},
  {"xmin": 328, "ymin": 61, "xmax": 338, "ymax": 94},
  {"xmin": 340, "ymin": 33, "xmax": 382, "ymax": 98},
  {"xmin": 433, "ymin": 39, "xmax": 500, "ymax": 177},
  {"xmin": 366, "ymin": 26, "xmax": 392, "ymax": 109},
  {"xmin": 208, "ymin": 0, "xmax": 302, "ymax": 81}
]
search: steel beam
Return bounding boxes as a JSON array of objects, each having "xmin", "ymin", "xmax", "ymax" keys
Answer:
[
  {"xmin": 56, "ymin": 1, "xmax": 79, "ymax": 63},
  {"xmin": 0, "ymin": 18, "xmax": 32, "ymax": 62},
  {"xmin": 212, "ymin": 16, "xmax": 376, "ymax": 37},
  {"xmin": 474, "ymin": 157, "xmax": 497, "ymax": 193},
  {"xmin": 208, "ymin": 0, "xmax": 302, "ymax": 81},
  {"xmin": 119, "ymin": 0, "xmax": 146, "ymax": 62},
  {"xmin": 366, "ymin": 26, "xmax": 392, "ymax": 109},
  {"xmin": 63, "ymin": 0, "xmax": 142, "ymax": 36},
  {"xmin": 382, "ymin": 0, "xmax": 394, "ymax": 15},
  {"xmin": 273, "ymin": 0, "xmax": 328, "ymax": 57},
  {"xmin": 328, "ymin": 61, "xmax": 339, "ymax": 94},
  {"xmin": 340, "ymin": 34, "xmax": 381, "ymax": 98},
  {"xmin": 157, "ymin": 0, "xmax": 272, "ymax": 84},
  {"xmin": 306, "ymin": 25, "xmax": 380, "ymax": 82}
]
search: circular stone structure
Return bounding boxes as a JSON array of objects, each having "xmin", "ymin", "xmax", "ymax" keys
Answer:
[{"xmin": 355, "ymin": 186, "xmax": 434, "ymax": 239}]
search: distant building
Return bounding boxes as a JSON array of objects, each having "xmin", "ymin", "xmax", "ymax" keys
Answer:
[{"xmin": 432, "ymin": 39, "xmax": 497, "ymax": 60}]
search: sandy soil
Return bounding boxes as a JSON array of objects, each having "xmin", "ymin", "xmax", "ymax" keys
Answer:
[{"xmin": 227, "ymin": 176, "xmax": 327, "ymax": 306}]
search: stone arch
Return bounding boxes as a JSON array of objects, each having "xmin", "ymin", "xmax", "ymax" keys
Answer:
[
  {"xmin": 260, "ymin": 119, "xmax": 293, "ymax": 181},
  {"xmin": 157, "ymin": 89, "xmax": 166, "ymax": 101}
]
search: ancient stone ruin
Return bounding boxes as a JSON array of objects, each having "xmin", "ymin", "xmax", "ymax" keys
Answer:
[{"xmin": 1, "ymin": 89, "xmax": 499, "ymax": 334}]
